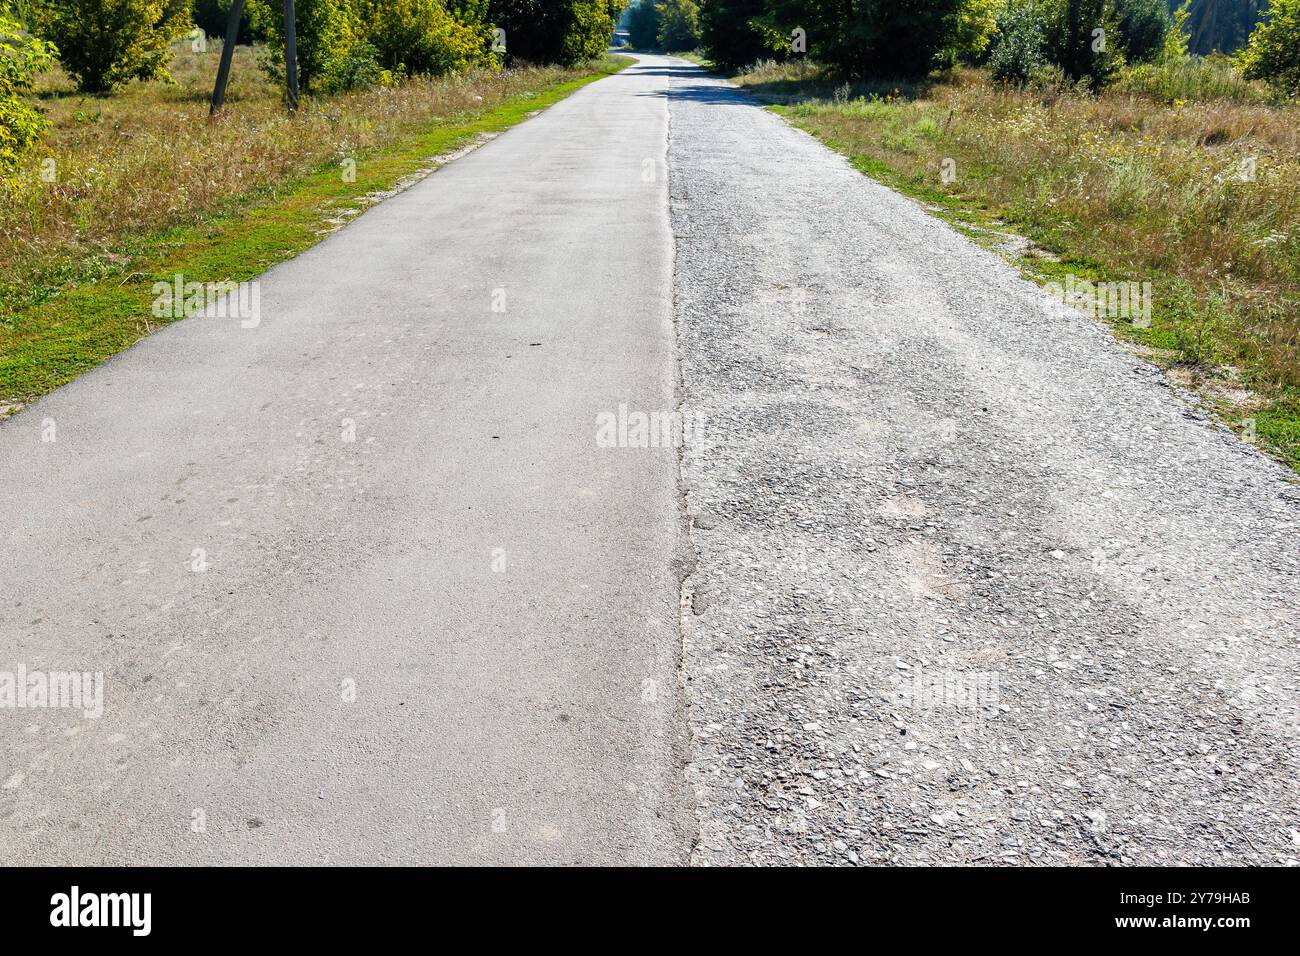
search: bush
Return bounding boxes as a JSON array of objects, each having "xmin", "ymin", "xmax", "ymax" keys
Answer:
[
  {"xmin": 354, "ymin": 0, "xmax": 496, "ymax": 76},
  {"xmin": 560, "ymin": 0, "xmax": 625, "ymax": 62},
  {"xmin": 320, "ymin": 39, "xmax": 385, "ymax": 91},
  {"xmin": 253, "ymin": 0, "xmax": 498, "ymax": 91},
  {"xmin": 1237, "ymin": 0, "xmax": 1300, "ymax": 96},
  {"xmin": 33, "ymin": 0, "xmax": 191, "ymax": 93},
  {"xmin": 1156, "ymin": 1, "xmax": 1191, "ymax": 66},
  {"xmin": 657, "ymin": 0, "xmax": 699, "ymax": 51},
  {"xmin": 939, "ymin": 0, "xmax": 998, "ymax": 67},
  {"xmin": 992, "ymin": 0, "xmax": 1190, "ymax": 88},
  {"xmin": 988, "ymin": 0, "xmax": 1047, "ymax": 82},
  {"xmin": 698, "ymin": 0, "xmax": 770, "ymax": 69},
  {"xmin": 1, "ymin": 9, "xmax": 55, "ymax": 176},
  {"xmin": 1042, "ymin": 0, "xmax": 1124, "ymax": 85}
]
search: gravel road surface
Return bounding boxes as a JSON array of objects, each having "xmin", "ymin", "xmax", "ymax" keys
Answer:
[{"xmin": 667, "ymin": 61, "xmax": 1300, "ymax": 866}]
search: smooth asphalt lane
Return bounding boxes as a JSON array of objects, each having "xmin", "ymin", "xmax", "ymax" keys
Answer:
[{"xmin": 0, "ymin": 55, "xmax": 692, "ymax": 864}]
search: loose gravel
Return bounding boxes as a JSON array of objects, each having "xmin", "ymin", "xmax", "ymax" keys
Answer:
[{"xmin": 667, "ymin": 62, "xmax": 1300, "ymax": 866}]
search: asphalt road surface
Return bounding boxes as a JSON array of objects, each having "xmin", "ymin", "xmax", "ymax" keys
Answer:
[
  {"xmin": 2, "ymin": 56, "xmax": 1298, "ymax": 866},
  {"xmin": 1, "ymin": 55, "xmax": 689, "ymax": 865}
]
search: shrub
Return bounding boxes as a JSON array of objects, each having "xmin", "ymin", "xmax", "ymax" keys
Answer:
[
  {"xmin": 656, "ymin": 0, "xmax": 699, "ymax": 52},
  {"xmin": 1, "ymin": 9, "xmax": 55, "ymax": 176},
  {"xmin": 319, "ymin": 39, "xmax": 385, "ymax": 91},
  {"xmin": 1237, "ymin": 0, "xmax": 1300, "ymax": 96},
  {"xmin": 33, "ymin": 0, "xmax": 192, "ymax": 93},
  {"xmin": 939, "ymin": 0, "xmax": 999, "ymax": 67},
  {"xmin": 988, "ymin": 0, "xmax": 1047, "ymax": 83},
  {"xmin": 995, "ymin": 0, "xmax": 1190, "ymax": 88},
  {"xmin": 1042, "ymin": 0, "xmax": 1124, "ymax": 85},
  {"xmin": 354, "ymin": 0, "xmax": 496, "ymax": 76},
  {"xmin": 254, "ymin": 0, "xmax": 497, "ymax": 91},
  {"xmin": 560, "ymin": 0, "xmax": 625, "ymax": 62},
  {"xmin": 1156, "ymin": 1, "xmax": 1191, "ymax": 66}
]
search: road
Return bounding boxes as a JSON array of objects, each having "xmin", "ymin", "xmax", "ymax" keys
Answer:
[
  {"xmin": 3, "ymin": 55, "xmax": 1299, "ymax": 867},
  {"xmin": 0, "ymin": 55, "xmax": 689, "ymax": 865},
  {"xmin": 669, "ymin": 63, "xmax": 1300, "ymax": 865}
]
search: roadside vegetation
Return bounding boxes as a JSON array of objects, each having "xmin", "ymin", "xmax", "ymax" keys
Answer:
[
  {"xmin": 625, "ymin": 0, "xmax": 702, "ymax": 52},
  {"xmin": 691, "ymin": 0, "xmax": 1300, "ymax": 469},
  {"xmin": 0, "ymin": 0, "xmax": 628, "ymax": 411}
]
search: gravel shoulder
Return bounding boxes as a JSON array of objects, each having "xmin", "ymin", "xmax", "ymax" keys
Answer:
[{"xmin": 667, "ymin": 60, "xmax": 1300, "ymax": 866}]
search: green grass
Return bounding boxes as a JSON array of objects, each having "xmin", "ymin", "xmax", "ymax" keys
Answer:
[{"xmin": 0, "ymin": 56, "xmax": 630, "ymax": 412}]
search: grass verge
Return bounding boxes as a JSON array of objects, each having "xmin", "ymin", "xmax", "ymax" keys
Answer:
[{"xmin": 0, "ymin": 51, "xmax": 630, "ymax": 413}]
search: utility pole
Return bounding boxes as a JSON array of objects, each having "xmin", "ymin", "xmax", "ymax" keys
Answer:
[
  {"xmin": 283, "ymin": 0, "xmax": 299, "ymax": 113},
  {"xmin": 210, "ymin": 0, "xmax": 299, "ymax": 115},
  {"xmin": 209, "ymin": 0, "xmax": 247, "ymax": 115}
]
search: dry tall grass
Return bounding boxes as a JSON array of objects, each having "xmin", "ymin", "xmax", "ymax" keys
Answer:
[{"xmin": 1, "ymin": 42, "xmax": 591, "ymax": 298}]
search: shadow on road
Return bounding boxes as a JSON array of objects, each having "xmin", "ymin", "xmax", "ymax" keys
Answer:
[
  {"xmin": 625, "ymin": 62, "xmax": 761, "ymax": 107},
  {"xmin": 626, "ymin": 58, "xmax": 938, "ymax": 108},
  {"xmin": 621, "ymin": 57, "xmax": 935, "ymax": 109}
]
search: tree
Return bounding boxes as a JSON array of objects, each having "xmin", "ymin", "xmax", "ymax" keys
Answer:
[
  {"xmin": 1237, "ymin": 0, "xmax": 1300, "ymax": 94},
  {"xmin": 1114, "ymin": 0, "xmax": 1169, "ymax": 63},
  {"xmin": 487, "ymin": 0, "xmax": 627, "ymax": 65},
  {"xmin": 249, "ymin": 0, "xmax": 356, "ymax": 91},
  {"xmin": 1184, "ymin": 0, "xmax": 1267, "ymax": 55},
  {"xmin": 1046, "ymin": 0, "xmax": 1124, "ymax": 83},
  {"xmin": 192, "ymin": 0, "xmax": 259, "ymax": 43},
  {"xmin": 353, "ymin": 0, "xmax": 496, "ymax": 76},
  {"xmin": 560, "ymin": 0, "xmax": 626, "ymax": 61},
  {"xmin": 762, "ymin": 0, "xmax": 967, "ymax": 77},
  {"xmin": 988, "ymin": 0, "xmax": 1048, "ymax": 81},
  {"xmin": 1056, "ymin": 0, "xmax": 1101, "ymax": 79},
  {"xmin": 657, "ymin": 0, "xmax": 700, "ymax": 51},
  {"xmin": 1157, "ymin": 1, "xmax": 1192, "ymax": 65},
  {"xmin": 32, "ymin": 0, "xmax": 191, "ymax": 93},
  {"xmin": 939, "ymin": 0, "xmax": 999, "ymax": 66},
  {"xmin": 698, "ymin": 0, "xmax": 770, "ymax": 68},
  {"xmin": 1, "ymin": 7, "xmax": 55, "ymax": 175},
  {"xmin": 626, "ymin": 0, "xmax": 659, "ymax": 48}
]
